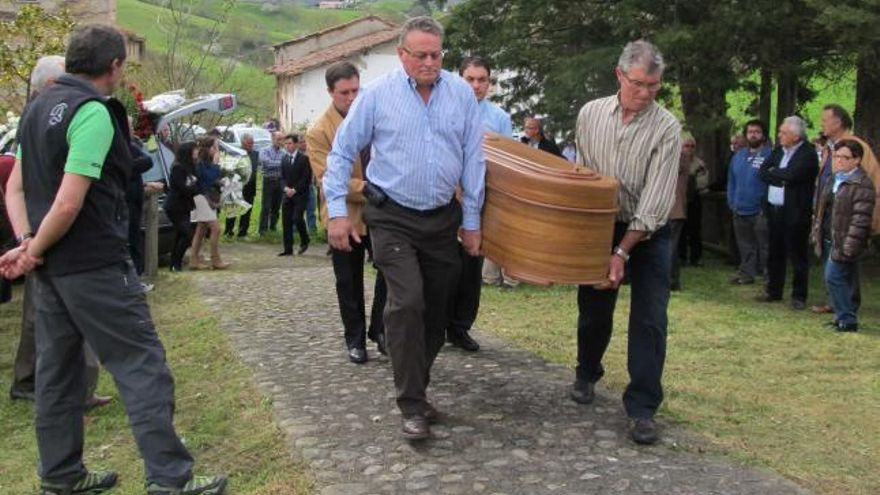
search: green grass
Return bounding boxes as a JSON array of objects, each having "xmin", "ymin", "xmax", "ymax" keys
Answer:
[
  {"xmin": 0, "ymin": 274, "xmax": 312, "ymax": 494},
  {"xmin": 475, "ymin": 256, "xmax": 879, "ymax": 495}
]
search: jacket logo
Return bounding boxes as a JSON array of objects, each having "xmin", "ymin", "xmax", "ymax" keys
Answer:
[{"xmin": 48, "ymin": 103, "xmax": 68, "ymax": 126}]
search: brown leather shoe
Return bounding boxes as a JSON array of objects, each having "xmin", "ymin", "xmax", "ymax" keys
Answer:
[
  {"xmin": 401, "ymin": 415, "xmax": 430, "ymax": 440},
  {"xmin": 212, "ymin": 260, "xmax": 231, "ymax": 270},
  {"xmin": 85, "ymin": 394, "xmax": 113, "ymax": 411},
  {"xmin": 811, "ymin": 304, "xmax": 833, "ymax": 314}
]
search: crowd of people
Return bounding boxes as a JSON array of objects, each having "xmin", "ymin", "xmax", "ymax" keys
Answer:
[{"xmin": 0, "ymin": 15, "xmax": 875, "ymax": 495}]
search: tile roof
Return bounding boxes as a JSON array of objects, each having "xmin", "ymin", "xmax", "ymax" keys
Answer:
[
  {"xmin": 271, "ymin": 15, "xmax": 395, "ymax": 49},
  {"xmin": 268, "ymin": 28, "xmax": 398, "ymax": 77}
]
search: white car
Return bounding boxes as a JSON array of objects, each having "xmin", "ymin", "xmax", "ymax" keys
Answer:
[{"xmin": 219, "ymin": 125, "xmax": 272, "ymax": 152}]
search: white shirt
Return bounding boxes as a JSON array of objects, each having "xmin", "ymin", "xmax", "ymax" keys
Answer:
[{"xmin": 767, "ymin": 141, "xmax": 803, "ymax": 206}]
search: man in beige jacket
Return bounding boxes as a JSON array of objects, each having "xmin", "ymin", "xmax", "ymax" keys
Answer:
[{"xmin": 307, "ymin": 61, "xmax": 387, "ymax": 364}]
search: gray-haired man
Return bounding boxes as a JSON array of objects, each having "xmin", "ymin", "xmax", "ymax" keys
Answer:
[
  {"xmin": 572, "ymin": 40, "xmax": 681, "ymax": 445},
  {"xmin": 757, "ymin": 115, "xmax": 818, "ymax": 309}
]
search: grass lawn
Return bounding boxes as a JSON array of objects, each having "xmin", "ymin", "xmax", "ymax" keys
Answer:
[
  {"xmin": 476, "ymin": 255, "xmax": 879, "ymax": 495},
  {"xmin": 0, "ymin": 273, "xmax": 312, "ymax": 494}
]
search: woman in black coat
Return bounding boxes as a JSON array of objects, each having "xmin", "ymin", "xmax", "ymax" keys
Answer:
[{"xmin": 163, "ymin": 142, "xmax": 199, "ymax": 271}]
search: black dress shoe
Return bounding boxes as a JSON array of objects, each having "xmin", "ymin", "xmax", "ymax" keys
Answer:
[
  {"xmin": 630, "ymin": 417, "xmax": 659, "ymax": 445},
  {"xmin": 278, "ymin": 251, "xmax": 293, "ymax": 257},
  {"xmin": 836, "ymin": 322, "xmax": 859, "ymax": 332},
  {"xmin": 297, "ymin": 244, "xmax": 309, "ymax": 255},
  {"xmin": 790, "ymin": 299, "xmax": 806, "ymax": 310},
  {"xmin": 375, "ymin": 333, "xmax": 387, "ymax": 356},
  {"xmin": 401, "ymin": 415, "xmax": 430, "ymax": 440},
  {"xmin": 9, "ymin": 388, "xmax": 35, "ymax": 402},
  {"xmin": 348, "ymin": 347, "xmax": 367, "ymax": 364},
  {"xmin": 424, "ymin": 402, "xmax": 441, "ymax": 424},
  {"xmin": 448, "ymin": 332, "xmax": 480, "ymax": 352},
  {"xmin": 570, "ymin": 379, "xmax": 595, "ymax": 405}
]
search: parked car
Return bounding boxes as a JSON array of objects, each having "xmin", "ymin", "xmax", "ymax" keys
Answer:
[
  {"xmin": 140, "ymin": 94, "xmax": 238, "ymax": 263},
  {"xmin": 219, "ymin": 125, "xmax": 272, "ymax": 151}
]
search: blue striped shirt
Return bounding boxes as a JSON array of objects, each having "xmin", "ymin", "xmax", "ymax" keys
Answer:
[
  {"xmin": 480, "ymin": 99, "xmax": 513, "ymax": 137},
  {"xmin": 324, "ymin": 69, "xmax": 486, "ymax": 230}
]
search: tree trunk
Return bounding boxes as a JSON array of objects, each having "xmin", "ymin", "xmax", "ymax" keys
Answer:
[
  {"xmin": 759, "ymin": 68, "xmax": 772, "ymax": 129},
  {"xmin": 776, "ymin": 68, "xmax": 798, "ymax": 132},
  {"xmin": 855, "ymin": 47, "xmax": 880, "ymax": 154},
  {"xmin": 680, "ymin": 82, "xmax": 730, "ymax": 186}
]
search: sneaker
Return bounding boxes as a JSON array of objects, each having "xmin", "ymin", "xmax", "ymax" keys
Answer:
[
  {"xmin": 146, "ymin": 475, "xmax": 227, "ymax": 495},
  {"xmin": 41, "ymin": 470, "xmax": 118, "ymax": 494}
]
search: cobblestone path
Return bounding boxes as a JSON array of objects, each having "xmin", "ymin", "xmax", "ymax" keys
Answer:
[{"xmin": 193, "ymin": 242, "xmax": 809, "ymax": 495}]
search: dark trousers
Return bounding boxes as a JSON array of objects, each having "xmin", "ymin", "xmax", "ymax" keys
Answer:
[
  {"xmin": 166, "ymin": 209, "xmax": 194, "ymax": 271},
  {"xmin": 732, "ymin": 212, "xmax": 769, "ymax": 281},
  {"xmin": 281, "ymin": 197, "xmax": 310, "ymax": 253},
  {"xmin": 825, "ymin": 257, "xmax": 859, "ymax": 325},
  {"xmin": 679, "ymin": 197, "xmax": 702, "ymax": 264},
  {"xmin": 821, "ymin": 240, "xmax": 860, "ymax": 311},
  {"xmin": 128, "ymin": 199, "xmax": 144, "ymax": 275},
  {"xmin": 259, "ymin": 177, "xmax": 283, "ymax": 233},
  {"xmin": 765, "ymin": 206, "xmax": 810, "ymax": 302},
  {"xmin": 447, "ymin": 248, "xmax": 483, "ymax": 337},
  {"xmin": 306, "ymin": 185, "xmax": 318, "ymax": 233},
  {"xmin": 331, "ymin": 235, "xmax": 387, "ymax": 350},
  {"xmin": 224, "ymin": 182, "xmax": 256, "ymax": 236},
  {"xmin": 576, "ymin": 222, "xmax": 671, "ymax": 419},
  {"xmin": 366, "ymin": 200, "xmax": 461, "ymax": 417},
  {"xmin": 33, "ymin": 262, "xmax": 193, "ymax": 486}
]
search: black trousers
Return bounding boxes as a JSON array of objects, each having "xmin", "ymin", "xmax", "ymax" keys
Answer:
[
  {"xmin": 33, "ymin": 261, "xmax": 193, "ymax": 486},
  {"xmin": 224, "ymin": 181, "xmax": 256, "ymax": 236},
  {"xmin": 577, "ymin": 222, "xmax": 672, "ymax": 419},
  {"xmin": 281, "ymin": 196, "xmax": 309, "ymax": 253},
  {"xmin": 366, "ymin": 200, "xmax": 461, "ymax": 417},
  {"xmin": 128, "ymin": 199, "xmax": 144, "ymax": 275},
  {"xmin": 331, "ymin": 235, "xmax": 387, "ymax": 350},
  {"xmin": 447, "ymin": 248, "xmax": 483, "ymax": 338},
  {"xmin": 166, "ymin": 209, "xmax": 194, "ymax": 270},
  {"xmin": 259, "ymin": 177, "xmax": 283, "ymax": 233},
  {"xmin": 765, "ymin": 206, "xmax": 810, "ymax": 302},
  {"xmin": 679, "ymin": 197, "xmax": 702, "ymax": 263}
]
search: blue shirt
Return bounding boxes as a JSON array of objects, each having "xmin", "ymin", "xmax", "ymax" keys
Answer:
[
  {"xmin": 259, "ymin": 145, "xmax": 285, "ymax": 179},
  {"xmin": 324, "ymin": 69, "xmax": 486, "ymax": 230},
  {"xmin": 727, "ymin": 146, "xmax": 770, "ymax": 216},
  {"xmin": 479, "ymin": 99, "xmax": 513, "ymax": 137},
  {"xmin": 833, "ymin": 168, "xmax": 858, "ymax": 194},
  {"xmin": 196, "ymin": 160, "xmax": 221, "ymax": 195}
]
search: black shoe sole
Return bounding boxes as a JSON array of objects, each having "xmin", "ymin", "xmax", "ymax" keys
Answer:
[
  {"xmin": 570, "ymin": 391, "xmax": 594, "ymax": 405},
  {"xmin": 401, "ymin": 429, "xmax": 430, "ymax": 441}
]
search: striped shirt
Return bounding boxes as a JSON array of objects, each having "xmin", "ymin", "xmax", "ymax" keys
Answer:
[
  {"xmin": 325, "ymin": 69, "xmax": 486, "ymax": 230},
  {"xmin": 479, "ymin": 99, "xmax": 513, "ymax": 137},
  {"xmin": 575, "ymin": 94, "xmax": 682, "ymax": 232},
  {"xmin": 259, "ymin": 145, "xmax": 285, "ymax": 179}
]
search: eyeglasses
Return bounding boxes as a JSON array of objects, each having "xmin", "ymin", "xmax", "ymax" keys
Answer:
[
  {"xmin": 401, "ymin": 46, "xmax": 447, "ymax": 62},
  {"xmin": 833, "ymin": 153, "xmax": 856, "ymax": 161},
  {"xmin": 620, "ymin": 72, "xmax": 662, "ymax": 92}
]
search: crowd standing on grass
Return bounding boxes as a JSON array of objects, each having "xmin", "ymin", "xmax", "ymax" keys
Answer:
[{"xmin": 0, "ymin": 14, "xmax": 876, "ymax": 494}]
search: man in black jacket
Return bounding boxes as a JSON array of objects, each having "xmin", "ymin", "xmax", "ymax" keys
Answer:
[
  {"xmin": 757, "ymin": 115, "xmax": 819, "ymax": 309},
  {"xmin": 279, "ymin": 134, "xmax": 311, "ymax": 256},
  {"xmin": 521, "ymin": 116, "xmax": 563, "ymax": 157}
]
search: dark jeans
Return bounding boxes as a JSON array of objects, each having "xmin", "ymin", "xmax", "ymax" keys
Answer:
[
  {"xmin": 821, "ymin": 240, "xmax": 860, "ymax": 311},
  {"xmin": 668, "ymin": 219, "xmax": 685, "ymax": 289},
  {"xmin": 825, "ymin": 257, "xmax": 858, "ymax": 325},
  {"xmin": 281, "ymin": 197, "xmax": 309, "ymax": 253},
  {"xmin": 732, "ymin": 212, "xmax": 768, "ymax": 281},
  {"xmin": 166, "ymin": 209, "xmax": 194, "ymax": 271},
  {"xmin": 128, "ymin": 200, "xmax": 145, "ymax": 275},
  {"xmin": 576, "ymin": 222, "xmax": 671, "ymax": 419},
  {"xmin": 11, "ymin": 276, "xmax": 100, "ymax": 398},
  {"xmin": 365, "ymin": 200, "xmax": 461, "ymax": 417},
  {"xmin": 224, "ymin": 181, "xmax": 256, "ymax": 236},
  {"xmin": 331, "ymin": 235, "xmax": 387, "ymax": 350},
  {"xmin": 259, "ymin": 177, "xmax": 283, "ymax": 233},
  {"xmin": 679, "ymin": 197, "xmax": 702, "ymax": 264},
  {"xmin": 306, "ymin": 184, "xmax": 318, "ymax": 233},
  {"xmin": 33, "ymin": 261, "xmax": 193, "ymax": 486},
  {"xmin": 447, "ymin": 247, "xmax": 483, "ymax": 337},
  {"xmin": 765, "ymin": 206, "xmax": 810, "ymax": 302}
]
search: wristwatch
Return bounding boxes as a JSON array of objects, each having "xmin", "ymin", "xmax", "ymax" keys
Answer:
[
  {"xmin": 15, "ymin": 232, "xmax": 33, "ymax": 246},
  {"xmin": 613, "ymin": 246, "xmax": 630, "ymax": 262}
]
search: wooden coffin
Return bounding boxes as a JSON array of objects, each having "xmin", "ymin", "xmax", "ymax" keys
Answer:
[{"xmin": 481, "ymin": 135, "xmax": 619, "ymax": 286}]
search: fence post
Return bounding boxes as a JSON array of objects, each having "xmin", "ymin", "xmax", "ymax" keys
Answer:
[{"xmin": 144, "ymin": 190, "xmax": 159, "ymax": 278}]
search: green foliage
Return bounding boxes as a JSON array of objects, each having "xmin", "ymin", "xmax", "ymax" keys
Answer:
[{"xmin": 0, "ymin": 6, "xmax": 75, "ymax": 112}]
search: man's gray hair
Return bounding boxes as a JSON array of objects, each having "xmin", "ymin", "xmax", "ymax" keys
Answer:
[
  {"xmin": 30, "ymin": 55, "xmax": 65, "ymax": 96},
  {"xmin": 782, "ymin": 115, "xmax": 808, "ymax": 140},
  {"xmin": 241, "ymin": 133, "xmax": 253, "ymax": 142},
  {"xmin": 398, "ymin": 16, "xmax": 444, "ymax": 47},
  {"xmin": 617, "ymin": 40, "xmax": 665, "ymax": 75}
]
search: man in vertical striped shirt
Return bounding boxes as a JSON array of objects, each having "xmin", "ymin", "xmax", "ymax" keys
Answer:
[
  {"xmin": 324, "ymin": 17, "xmax": 485, "ymax": 441},
  {"xmin": 572, "ymin": 40, "xmax": 682, "ymax": 446}
]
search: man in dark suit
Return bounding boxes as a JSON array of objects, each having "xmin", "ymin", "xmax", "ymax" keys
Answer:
[
  {"xmin": 757, "ymin": 115, "xmax": 818, "ymax": 309},
  {"xmin": 279, "ymin": 134, "xmax": 311, "ymax": 256},
  {"xmin": 224, "ymin": 133, "xmax": 260, "ymax": 237}
]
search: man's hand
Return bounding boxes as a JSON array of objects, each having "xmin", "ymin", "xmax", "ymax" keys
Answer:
[
  {"xmin": 460, "ymin": 229, "xmax": 481, "ymax": 257},
  {"xmin": 594, "ymin": 255, "xmax": 625, "ymax": 290},
  {"xmin": 285, "ymin": 187, "xmax": 295, "ymax": 198},
  {"xmin": 0, "ymin": 240, "xmax": 42, "ymax": 279},
  {"xmin": 328, "ymin": 217, "xmax": 361, "ymax": 252}
]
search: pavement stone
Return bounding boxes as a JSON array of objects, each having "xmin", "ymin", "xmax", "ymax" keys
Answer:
[{"xmin": 192, "ymin": 241, "xmax": 811, "ymax": 495}]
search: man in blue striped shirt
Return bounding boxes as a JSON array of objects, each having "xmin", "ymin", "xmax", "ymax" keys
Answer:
[{"xmin": 324, "ymin": 16, "xmax": 485, "ymax": 441}]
